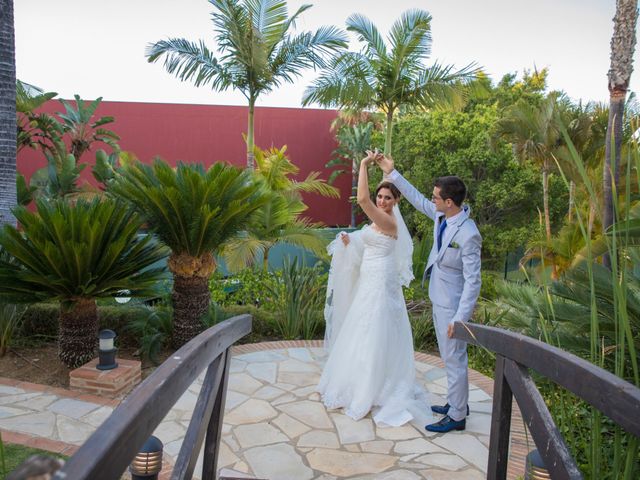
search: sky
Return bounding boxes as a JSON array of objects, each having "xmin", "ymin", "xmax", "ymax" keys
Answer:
[{"xmin": 14, "ymin": 0, "xmax": 639, "ymax": 108}]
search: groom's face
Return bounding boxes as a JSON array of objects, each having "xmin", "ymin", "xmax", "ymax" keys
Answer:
[{"xmin": 432, "ymin": 187, "xmax": 454, "ymax": 213}]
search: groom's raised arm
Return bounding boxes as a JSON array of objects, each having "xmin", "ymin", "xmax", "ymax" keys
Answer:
[{"xmin": 385, "ymin": 169, "xmax": 437, "ymax": 221}]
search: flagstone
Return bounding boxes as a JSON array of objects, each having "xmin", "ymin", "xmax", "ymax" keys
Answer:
[
  {"xmin": 56, "ymin": 415, "xmax": 97, "ymax": 444},
  {"xmin": 0, "ymin": 386, "xmax": 24, "ymax": 395},
  {"xmin": 277, "ymin": 400, "xmax": 332, "ymax": 429},
  {"xmin": 246, "ymin": 362, "xmax": 277, "ymax": 383},
  {"xmin": 272, "ymin": 413, "xmax": 311, "ymax": 438},
  {"xmin": 233, "ymin": 461, "xmax": 249, "ymax": 473},
  {"xmin": 218, "ymin": 467, "xmax": 254, "ymax": 479},
  {"xmin": 14, "ymin": 394, "xmax": 58, "ymax": 411},
  {"xmin": 424, "ymin": 368, "xmax": 447, "ymax": 381},
  {"xmin": 468, "ymin": 388, "xmax": 492, "ymax": 402},
  {"xmin": 245, "ymin": 443, "xmax": 313, "ymax": 480},
  {"xmin": 376, "ymin": 424, "xmax": 422, "ymax": 440},
  {"xmin": 415, "ymin": 452, "xmax": 467, "ymax": 470},
  {"xmin": 272, "ymin": 393, "xmax": 298, "ymax": 406},
  {"xmin": 0, "ymin": 392, "xmax": 41, "ymax": 405},
  {"xmin": 292, "ymin": 385, "xmax": 317, "ymax": 397},
  {"xmin": 228, "ymin": 373, "xmax": 263, "ymax": 395},
  {"xmin": 420, "ymin": 468, "xmax": 485, "ymax": 479},
  {"xmin": 225, "ymin": 399, "xmax": 278, "ymax": 425},
  {"xmin": 360, "ymin": 440, "xmax": 394, "ymax": 454},
  {"xmin": 432, "ymin": 433, "xmax": 489, "ymax": 472},
  {"xmin": 234, "ymin": 423, "xmax": 289, "ymax": 448},
  {"xmin": 0, "ymin": 411, "xmax": 56, "ymax": 437},
  {"xmin": 306, "ymin": 448, "xmax": 397, "ymax": 476},
  {"xmin": 297, "ymin": 430, "xmax": 340, "ymax": 449},
  {"xmin": 236, "ymin": 351, "xmax": 287, "ymax": 363},
  {"xmin": 225, "ymin": 391, "xmax": 250, "ymax": 410},
  {"xmin": 272, "ymin": 382, "xmax": 297, "ymax": 391},
  {"xmin": 223, "ymin": 434, "xmax": 240, "ymax": 452},
  {"xmin": 153, "ymin": 421, "xmax": 187, "ymax": 444},
  {"xmin": 81, "ymin": 405, "xmax": 114, "ymax": 428},
  {"xmin": 230, "ymin": 359, "xmax": 247, "ymax": 373},
  {"xmin": 276, "ymin": 371, "xmax": 320, "ymax": 386},
  {"xmin": 415, "ymin": 362, "xmax": 436, "ymax": 373},
  {"xmin": 350, "ymin": 470, "xmax": 421, "ymax": 480},
  {"xmin": 216, "ymin": 441, "xmax": 240, "ymax": 469},
  {"xmin": 469, "ymin": 401, "xmax": 493, "ymax": 414},
  {"xmin": 173, "ymin": 389, "xmax": 199, "ymax": 411},
  {"xmin": 0, "ymin": 406, "xmax": 29, "ymax": 419},
  {"xmin": 394, "ymin": 438, "xmax": 446, "ymax": 455},
  {"xmin": 332, "ymin": 414, "xmax": 375, "ymax": 444},
  {"xmin": 253, "ymin": 385, "xmax": 286, "ymax": 401},
  {"xmin": 465, "ymin": 412, "xmax": 492, "ymax": 434},
  {"xmin": 288, "ymin": 348, "xmax": 314, "ymax": 363}
]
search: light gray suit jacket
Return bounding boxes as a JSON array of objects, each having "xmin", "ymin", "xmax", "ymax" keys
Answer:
[{"xmin": 388, "ymin": 170, "xmax": 482, "ymax": 325}]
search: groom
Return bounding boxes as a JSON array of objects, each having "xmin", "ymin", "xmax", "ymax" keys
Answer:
[{"xmin": 376, "ymin": 155, "xmax": 482, "ymax": 433}]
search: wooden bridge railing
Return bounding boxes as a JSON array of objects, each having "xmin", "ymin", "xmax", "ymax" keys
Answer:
[
  {"xmin": 453, "ymin": 322, "xmax": 640, "ymax": 480},
  {"xmin": 52, "ymin": 314, "xmax": 252, "ymax": 480}
]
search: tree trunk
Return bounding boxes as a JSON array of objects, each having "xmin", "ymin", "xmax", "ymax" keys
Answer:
[
  {"xmin": 542, "ymin": 168, "xmax": 552, "ymax": 242},
  {"xmin": 588, "ymin": 198, "xmax": 597, "ymax": 236},
  {"xmin": 603, "ymin": 0, "xmax": 638, "ymax": 269},
  {"xmin": 384, "ymin": 110, "xmax": 394, "ymax": 156},
  {"xmin": 246, "ymin": 99, "xmax": 255, "ymax": 170},
  {"xmin": 0, "ymin": 0, "xmax": 16, "ymax": 226},
  {"xmin": 568, "ymin": 180, "xmax": 575, "ymax": 223},
  {"xmin": 58, "ymin": 298, "xmax": 98, "ymax": 369},
  {"xmin": 168, "ymin": 252, "xmax": 216, "ymax": 348}
]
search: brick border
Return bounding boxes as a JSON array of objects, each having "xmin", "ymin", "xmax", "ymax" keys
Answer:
[{"xmin": 2, "ymin": 340, "xmax": 529, "ymax": 479}]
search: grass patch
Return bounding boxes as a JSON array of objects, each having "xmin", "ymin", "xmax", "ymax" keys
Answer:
[{"xmin": 1, "ymin": 442, "xmax": 66, "ymax": 480}]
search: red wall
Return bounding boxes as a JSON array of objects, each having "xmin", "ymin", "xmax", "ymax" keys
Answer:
[{"xmin": 17, "ymin": 101, "xmax": 350, "ymax": 226}]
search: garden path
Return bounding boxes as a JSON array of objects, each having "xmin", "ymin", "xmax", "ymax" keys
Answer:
[{"xmin": 0, "ymin": 341, "xmax": 528, "ymax": 479}]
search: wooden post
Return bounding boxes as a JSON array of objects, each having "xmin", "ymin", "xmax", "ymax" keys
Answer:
[{"xmin": 487, "ymin": 355, "xmax": 513, "ymax": 480}]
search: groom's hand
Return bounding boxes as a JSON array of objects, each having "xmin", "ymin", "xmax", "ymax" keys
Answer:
[
  {"xmin": 376, "ymin": 155, "xmax": 394, "ymax": 175},
  {"xmin": 447, "ymin": 323, "xmax": 454, "ymax": 338}
]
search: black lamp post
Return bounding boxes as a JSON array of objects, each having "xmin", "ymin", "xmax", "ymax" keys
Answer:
[
  {"xmin": 130, "ymin": 436, "xmax": 163, "ymax": 480},
  {"xmin": 97, "ymin": 329, "xmax": 118, "ymax": 370}
]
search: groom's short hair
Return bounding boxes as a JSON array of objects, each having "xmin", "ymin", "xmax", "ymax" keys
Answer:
[{"xmin": 435, "ymin": 176, "xmax": 466, "ymax": 207}]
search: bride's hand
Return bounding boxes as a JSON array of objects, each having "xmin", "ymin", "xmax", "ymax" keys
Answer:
[{"xmin": 361, "ymin": 150, "xmax": 377, "ymax": 167}]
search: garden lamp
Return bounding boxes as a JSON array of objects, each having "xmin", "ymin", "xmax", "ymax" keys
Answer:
[
  {"xmin": 130, "ymin": 435, "xmax": 163, "ymax": 480},
  {"xmin": 524, "ymin": 449, "xmax": 550, "ymax": 479},
  {"xmin": 97, "ymin": 329, "xmax": 118, "ymax": 370}
]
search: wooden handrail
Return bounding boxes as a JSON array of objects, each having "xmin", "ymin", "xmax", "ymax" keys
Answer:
[
  {"xmin": 52, "ymin": 314, "xmax": 251, "ymax": 480},
  {"xmin": 453, "ymin": 322, "xmax": 640, "ymax": 480}
]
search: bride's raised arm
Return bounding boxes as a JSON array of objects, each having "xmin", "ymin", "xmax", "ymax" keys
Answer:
[{"xmin": 357, "ymin": 151, "xmax": 397, "ymax": 233}]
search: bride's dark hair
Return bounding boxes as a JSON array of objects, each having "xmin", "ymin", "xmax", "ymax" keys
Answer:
[{"xmin": 375, "ymin": 181, "xmax": 402, "ymax": 199}]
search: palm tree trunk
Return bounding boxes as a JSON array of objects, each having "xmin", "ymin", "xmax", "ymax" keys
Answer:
[
  {"xmin": 603, "ymin": 0, "xmax": 638, "ymax": 269},
  {"xmin": 588, "ymin": 199, "xmax": 597, "ymax": 236},
  {"xmin": 246, "ymin": 98, "xmax": 256, "ymax": 170},
  {"xmin": 384, "ymin": 110, "xmax": 394, "ymax": 156},
  {"xmin": 168, "ymin": 252, "xmax": 216, "ymax": 348},
  {"xmin": 0, "ymin": 0, "xmax": 17, "ymax": 226},
  {"xmin": 542, "ymin": 169, "xmax": 552, "ymax": 242},
  {"xmin": 58, "ymin": 298, "xmax": 98, "ymax": 369},
  {"xmin": 568, "ymin": 180, "xmax": 575, "ymax": 223},
  {"xmin": 263, "ymin": 247, "xmax": 270, "ymax": 272}
]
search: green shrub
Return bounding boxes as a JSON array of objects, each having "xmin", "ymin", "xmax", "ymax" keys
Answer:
[
  {"xmin": 410, "ymin": 310, "xmax": 437, "ymax": 353},
  {"xmin": 123, "ymin": 305, "xmax": 173, "ymax": 364},
  {"xmin": 209, "ymin": 268, "xmax": 280, "ymax": 309},
  {"xmin": 223, "ymin": 304, "xmax": 279, "ymax": 343},
  {"xmin": 480, "ymin": 271, "xmax": 499, "ymax": 301},
  {"xmin": 0, "ymin": 304, "xmax": 26, "ymax": 356}
]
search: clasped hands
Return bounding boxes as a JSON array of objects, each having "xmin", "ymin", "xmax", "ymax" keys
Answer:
[{"xmin": 362, "ymin": 149, "xmax": 394, "ymax": 174}]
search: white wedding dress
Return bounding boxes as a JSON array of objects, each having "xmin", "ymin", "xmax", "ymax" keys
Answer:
[{"xmin": 318, "ymin": 207, "xmax": 432, "ymax": 427}]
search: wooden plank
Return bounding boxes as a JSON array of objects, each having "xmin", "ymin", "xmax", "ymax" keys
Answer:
[
  {"xmin": 487, "ymin": 355, "xmax": 512, "ymax": 480},
  {"xmin": 171, "ymin": 351, "xmax": 226, "ymax": 480},
  {"xmin": 202, "ymin": 347, "xmax": 232, "ymax": 480},
  {"xmin": 503, "ymin": 358, "xmax": 582, "ymax": 480},
  {"xmin": 453, "ymin": 322, "xmax": 640, "ymax": 437},
  {"xmin": 53, "ymin": 315, "xmax": 252, "ymax": 480}
]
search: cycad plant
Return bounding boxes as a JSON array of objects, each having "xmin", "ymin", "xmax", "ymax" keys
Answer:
[
  {"xmin": 0, "ymin": 198, "xmax": 168, "ymax": 368},
  {"xmin": 109, "ymin": 159, "xmax": 268, "ymax": 346}
]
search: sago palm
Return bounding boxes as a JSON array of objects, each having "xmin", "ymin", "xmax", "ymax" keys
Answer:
[
  {"xmin": 302, "ymin": 9, "xmax": 479, "ymax": 155},
  {"xmin": 108, "ymin": 159, "xmax": 268, "ymax": 346},
  {"xmin": 0, "ymin": 198, "xmax": 168, "ymax": 368},
  {"xmin": 146, "ymin": 0, "xmax": 347, "ymax": 169}
]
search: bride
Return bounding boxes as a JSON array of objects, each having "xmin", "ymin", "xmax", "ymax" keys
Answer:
[{"xmin": 317, "ymin": 150, "xmax": 431, "ymax": 427}]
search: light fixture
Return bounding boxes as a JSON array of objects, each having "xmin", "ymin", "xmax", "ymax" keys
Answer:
[
  {"xmin": 524, "ymin": 449, "xmax": 550, "ymax": 479},
  {"xmin": 115, "ymin": 289, "xmax": 132, "ymax": 304},
  {"xmin": 130, "ymin": 436, "xmax": 163, "ymax": 480},
  {"xmin": 97, "ymin": 329, "xmax": 118, "ymax": 370}
]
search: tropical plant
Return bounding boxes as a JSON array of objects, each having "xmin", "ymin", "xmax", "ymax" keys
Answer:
[
  {"xmin": 0, "ymin": 303, "xmax": 25, "ymax": 356},
  {"xmin": 57, "ymin": 95, "xmax": 120, "ymax": 161},
  {"xmin": 222, "ymin": 145, "xmax": 334, "ymax": 271},
  {"xmin": 0, "ymin": 198, "xmax": 168, "ymax": 368},
  {"xmin": 15, "ymin": 80, "xmax": 60, "ymax": 155},
  {"xmin": 302, "ymin": 9, "xmax": 480, "ymax": 155},
  {"xmin": 146, "ymin": 0, "xmax": 347, "ymax": 169},
  {"xmin": 108, "ymin": 159, "xmax": 268, "ymax": 347},
  {"xmin": 603, "ymin": 0, "xmax": 638, "ymax": 268},
  {"xmin": 0, "ymin": 0, "xmax": 17, "ymax": 226},
  {"xmin": 267, "ymin": 257, "xmax": 325, "ymax": 339},
  {"xmin": 124, "ymin": 304, "xmax": 173, "ymax": 364}
]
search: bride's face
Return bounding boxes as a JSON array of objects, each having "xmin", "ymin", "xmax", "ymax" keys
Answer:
[{"xmin": 376, "ymin": 187, "xmax": 396, "ymax": 213}]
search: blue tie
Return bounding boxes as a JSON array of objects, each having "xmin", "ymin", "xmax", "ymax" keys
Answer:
[{"xmin": 437, "ymin": 218, "xmax": 447, "ymax": 251}]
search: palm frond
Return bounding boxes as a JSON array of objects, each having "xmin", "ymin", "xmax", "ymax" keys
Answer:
[
  {"xmin": 345, "ymin": 13, "xmax": 387, "ymax": 60},
  {"xmin": 388, "ymin": 9, "xmax": 432, "ymax": 68}
]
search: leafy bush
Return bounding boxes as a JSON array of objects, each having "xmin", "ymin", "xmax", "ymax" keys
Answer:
[
  {"xmin": 409, "ymin": 310, "xmax": 437, "ymax": 353},
  {"xmin": 210, "ymin": 268, "xmax": 280, "ymax": 309},
  {"xmin": 123, "ymin": 305, "xmax": 173, "ymax": 364},
  {"xmin": 222, "ymin": 304, "xmax": 279, "ymax": 343},
  {"xmin": 0, "ymin": 304, "xmax": 26, "ymax": 356},
  {"xmin": 267, "ymin": 258, "xmax": 326, "ymax": 340}
]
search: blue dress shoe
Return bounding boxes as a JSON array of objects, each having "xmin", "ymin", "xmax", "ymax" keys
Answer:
[
  {"xmin": 431, "ymin": 403, "xmax": 470, "ymax": 416},
  {"xmin": 425, "ymin": 415, "xmax": 466, "ymax": 433}
]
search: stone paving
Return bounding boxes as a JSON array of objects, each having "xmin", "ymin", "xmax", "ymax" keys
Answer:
[{"xmin": 0, "ymin": 342, "xmax": 527, "ymax": 479}]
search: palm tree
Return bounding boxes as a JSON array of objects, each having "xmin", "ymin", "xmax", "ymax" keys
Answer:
[
  {"xmin": 146, "ymin": 0, "xmax": 347, "ymax": 169},
  {"xmin": 108, "ymin": 159, "xmax": 268, "ymax": 347},
  {"xmin": 0, "ymin": 0, "xmax": 16, "ymax": 226},
  {"xmin": 603, "ymin": 0, "xmax": 638, "ymax": 268},
  {"xmin": 0, "ymin": 198, "xmax": 168, "ymax": 368},
  {"xmin": 16, "ymin": 80, "xmax": 59, "ymax": 155},
  {"xmin": 302, "ymin": 9, "xmax": 480, "ymax": 155},
  {"xmin": 495, "ymin": 93, "xmax": 561, "ymax": 243},
  {"xmin": 222, "ymin": 145, "xmax": 336, "ymax": 270}
]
